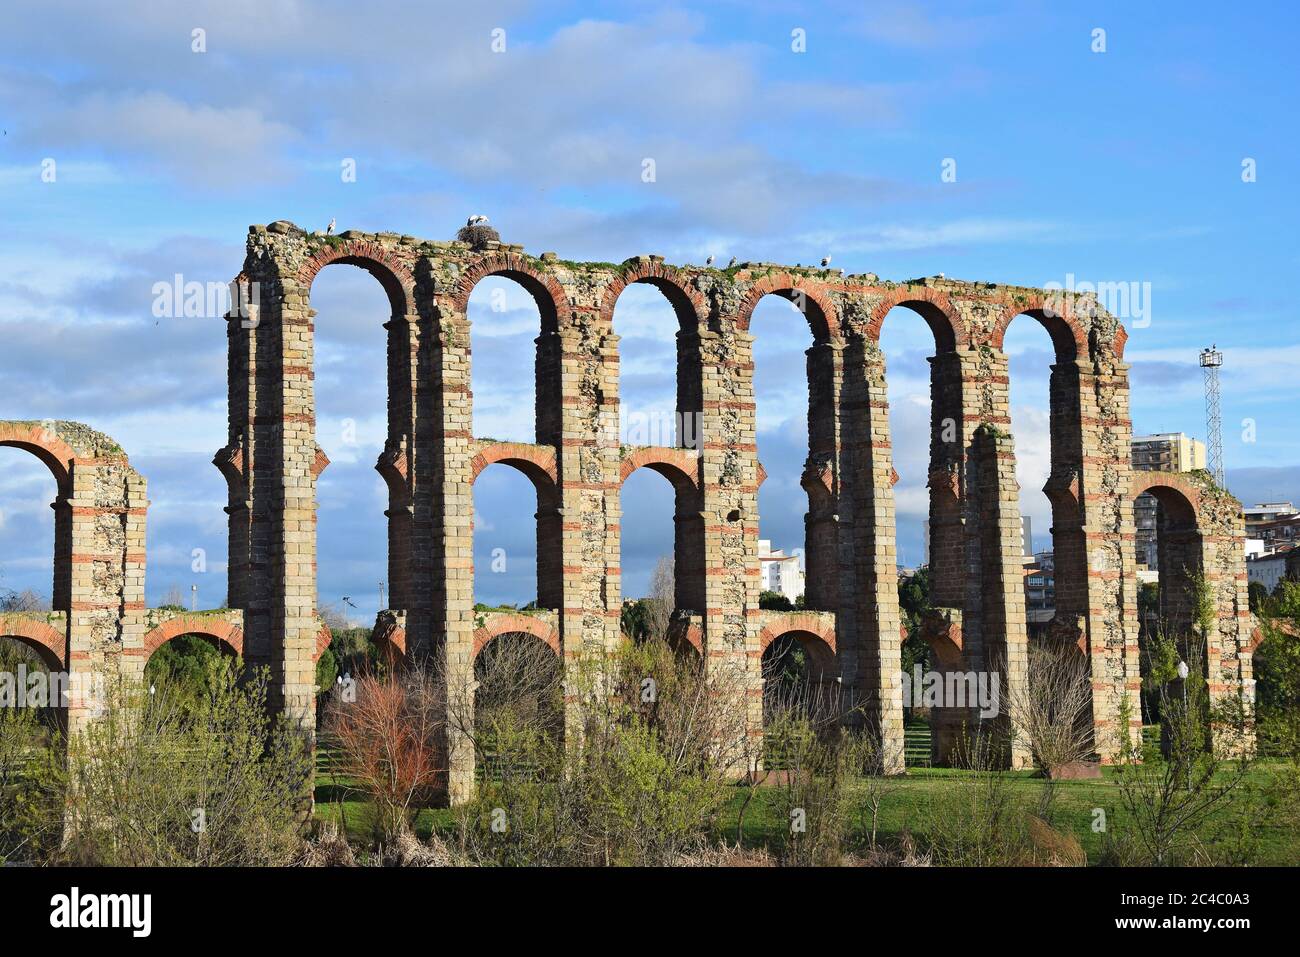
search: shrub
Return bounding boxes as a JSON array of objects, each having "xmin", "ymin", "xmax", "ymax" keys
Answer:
[
  {"xmin": 450, "ymin": 637, "xmax": 740, "ymax": 866},
  {"xmin": 38, "ymin": 662, "xmax": 312, "ymax": 866},
  {"xmin": 324, "ymin": 666, "xmax": 446, "ymax": 844}
]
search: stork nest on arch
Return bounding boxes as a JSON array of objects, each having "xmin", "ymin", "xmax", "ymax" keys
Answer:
[{"xmin": 456, "ymin": 223, "xmax": 501, "ymax": 250}]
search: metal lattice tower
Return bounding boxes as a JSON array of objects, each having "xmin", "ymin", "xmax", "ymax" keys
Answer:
[{"xmin": 1200, "ymin": 345, "xmax": 1225, "ymax": 488}]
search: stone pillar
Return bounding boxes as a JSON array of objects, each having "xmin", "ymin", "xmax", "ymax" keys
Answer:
[
  {"xmin": 1077, "ymin": 346, "xmax": 1142, "ymax": 760},
  {"xmin": 379, "ymin": 310, "xmax": 419, "ymax": 613},
  {"xmin": 838, "ymin": 334, "xmax": 905, "ymax": 769},
  {"xmin": 428, "ymin": 293, "xmax": 475, "ymax": 804},
  {"xmin": 1188, "ymin": 481, "xmax": 1255, "ymax": 753},
  {"xmin": 802, "ymin": 340, "xmax": 842, "ymax": 612},
  {"xmin": 65, "ymin": 446, "xmax": 147, "ymax": 733},
  {"xmin": 959, "ymin": 346, "xmax": 1031, "ymax": 768},
  {"xmin": 555, "ymin": 301, "xmax": 620, "ymax": 734},
  {"xmin": 691, "ymin": 324, "xmax": 763, "ymax": 760}
]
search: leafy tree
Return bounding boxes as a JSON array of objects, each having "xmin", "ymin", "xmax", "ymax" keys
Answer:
[
  {"xmin": 329, "ymin": 626, "xmax": 379, "ymax": 679},
  {"xmin": 759, "ymin": 590, "xmax": 793, "ymax": 611},
  {"xmin": 620, "ymin": 599, "xmax": 651, "ymax": 641},
  {"xmin": 315, "ymin": 643, "xmax": 339, "ymax": 694},
  {"xmin": 144, "ymin": 633, "xmax": 230, "ymax": 698},
  {"xmin": 1255, "ymin": 580, "xmax": 1300, "ymax": 759},
  {"xmin": 898, "ymin": 566, "xmax": 931, "ymax": 627},
  {"xmin": 898, "ymin": 567, "xmax": 932, "ymax": 676}
]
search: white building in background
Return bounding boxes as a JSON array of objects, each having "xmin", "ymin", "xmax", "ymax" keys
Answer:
[
  {"xmin": 758, "ymin": 540, "xmax": 804, "ymax": 603},
  {"xmin": 1248, "ymin": 549, "xmax": 1293, "ymax": 593}
]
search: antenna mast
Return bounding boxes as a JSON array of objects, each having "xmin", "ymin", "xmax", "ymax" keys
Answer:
[{"xmin": 1199, "ymin": 345, "xmax": 1225, "ymax": 488}]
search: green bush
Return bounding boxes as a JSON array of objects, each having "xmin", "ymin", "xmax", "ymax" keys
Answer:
[
  {"xmin": 27, "ymin": 661, "xmax": 313, "ymax": 866},
  {"xmin": 451, "ymin": 638, "xmax": 737, "ymax": 866}
]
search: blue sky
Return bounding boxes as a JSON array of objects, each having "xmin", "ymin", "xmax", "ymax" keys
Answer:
[{"xmin": 0, "ymin": 1, "xmax": 1297, "ymax": 621}]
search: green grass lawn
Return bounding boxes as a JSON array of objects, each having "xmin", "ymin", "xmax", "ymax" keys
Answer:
[
  {"xmin": 314, "ymin": 752, "xmax": 1299, "ymax": 865},
  {"xmin": 706, "ymin": 765, "xmax": 1296, "ymax": 865}
]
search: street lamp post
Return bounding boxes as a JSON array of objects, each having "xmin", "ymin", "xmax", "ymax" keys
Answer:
[{"xmin": 1176, "ymin": 659, "xmax": 1190, "ymax": 788}]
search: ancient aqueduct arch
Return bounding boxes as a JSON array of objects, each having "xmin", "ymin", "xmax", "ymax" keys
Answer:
[{"xmin": 0, "ymin": 221, "xmax": 1256, "ymax": 803}]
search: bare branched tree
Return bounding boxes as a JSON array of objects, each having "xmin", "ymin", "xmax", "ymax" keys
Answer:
[
  {"xmin": 1004, "ymin": 640, "xmax": 1096, "ymax": 779},
  {"xmin": 324, "ymin": 666, "xmax": 446, "ymax": 843},
  {"xmin": 645, "ymin": 556, "xmax": 674, "ymax": 642},
  {"xmin": 0, "ymin": 588, "xmax": 50, "ymax": 613}
]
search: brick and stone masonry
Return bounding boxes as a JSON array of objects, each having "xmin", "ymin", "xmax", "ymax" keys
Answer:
[{"xmin": 0, "ymin": 220, "xmax": 1257, "ymax": 798}]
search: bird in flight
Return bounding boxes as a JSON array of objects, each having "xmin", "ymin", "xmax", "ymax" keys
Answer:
[{"xmin": 326, "ymin": 218, "xmax": 336, "ymax": 235}]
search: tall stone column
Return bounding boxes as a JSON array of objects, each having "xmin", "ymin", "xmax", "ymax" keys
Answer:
[
  {"xmin": 427, "ymin": 292, "xmax": 475, "ymax": 803},
  {"xmin": 1076, "ymin": 346, "xmax": 1142, "ymax": 760},
  {"xmin": 555, "ymin": 302, "xmax": 621, "ymax": 733},
  {"xmin": 65, "ymin": 441, "xmax": 147, "ymax": 733},
  {"xmin": 838, "ymin": 334, "xmax": 905, "ymax": 769},
  {"xmin": 959, "ymin": 346, "xmax": 1031, "ymax": 768},
  {"xmin": 923, "ymin": 350, "xmax": 972, "ymax": 764},
  {"xmin": 689, "ymin": 323, "xmax": 763, "ymax": 759}
]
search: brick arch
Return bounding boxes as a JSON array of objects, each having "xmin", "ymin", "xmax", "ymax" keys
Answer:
[
  {"xmin": 866, "ymin": 288, "xmax": 961, "ymax": 352},
  {"xmin": 373, "ymin": 621, "xmax": 407, "ymax": 658},
  {"xmin": 375, "ymin": 444, "xmax": 410, "ymax": 507},
  {"xmin": 1114, "ymin": 325, "xmax": 1129, "ymax": 361},
  {"xmin": 990, "ymin": 299, "xmax": 1090, "ymax": 362},
  {"xmin": 472, "ymin": 614, "xmax": 561, "ymax": 661},
  {"xmin": 311, "ymin": 444, "xmax": 330, "ymax": 478},
  {"xmin": 0, "ymin": 617, "xmax": 66, "ymax": 671},
  {"xmin": 758, "ymin": 618, "xmax": 838, "ymax": 677},
  {"xmin": 919, "ymin": 615, "xmax": 964, "ymax": 670},
  {"xmin": 296, "ymin": 239, "xmax": 416, "ymax": 319},
  {"xmin": 142, "ymin": 616, "xmax": 245, "ymax": 661},
  {"xmin": 316, "ymin": 621, "xmax": 332, "ymax": 663},
  {"xmin": 451, "ymin": 253, "xmax": 570, "ymax": 335},
  {"xmin": 0, "ymin": 422, "xmax": 78, "ymax": 494},
  {"xmin": 601, "ymin": 261, "xmax": 708, "ymax": 330},
  {"xmin": 740, "ymin": 275, "xmax": 839, "ymax": 343},
  {"xmin": 212, "ymin": 444, "xmax": 247, "ymax": 501},
  {"xmin": 1248, "ymin": 618, "xmax": 1296, "ymax": 654},
  {"xmin": 1130, "ymin": 472, "xmax": 1201, "ymax": 525},
  {"xmin": 471, "ymin": 442, "xmax": 560, "ymax": 507},
  {"xmin": 666, "ymin": 620, "xmax": 703, "ymax": 656},
  {"xmin": 800, "ymin": 464, "xmax": 834, "ymax": 498},
  {"xmin": 620, "ymin": 447, "xmax": 699, "ymax": 493},
  {"xmin": 757, "ymin": 615, "xmax": 838, "ymax": 657}
]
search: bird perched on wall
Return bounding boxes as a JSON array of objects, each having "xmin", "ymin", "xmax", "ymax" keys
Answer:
[
  {"xmin": 467, "ymin": 214, "xmax": 490, "ymax": 226},
  {"xmin": 820, "ymin": 255, "xmax": 831, "ymax": 268},
  {"xmin": 727, "ymin": 256, "xmax": 737, "ymax": 268},
  {"xmin": 705, "ymin": 254, "xmax": 715, "ymax": 267},
  {"xmin": 326, "ymin": 218, "xmax": 336, "ymax": 235}
]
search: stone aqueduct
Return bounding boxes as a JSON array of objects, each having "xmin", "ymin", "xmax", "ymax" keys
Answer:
[{"xmin": 0, "ymin": 221, "xmax": 1256, "ymax": 801}]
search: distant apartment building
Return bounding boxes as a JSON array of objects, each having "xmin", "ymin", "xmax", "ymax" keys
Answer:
[
  {"xmin": 1254, "ymin": 513, "xmax": 1300, "ymax": 553},
  {"xmin": 758, "ymin": 540, "xmax": 804, "ymax": 604},
  {"xmin": 1244, "ymin": 501, "xmax": 1297, "ymax": 537},
  {"xmin": 1247, "ymin": 547, "xmax": 1300, "ymax": 594},
  {"xmin": 1023, "ymin": 549, "xmax": 1055, "ymax": 639},
  {"xmin": 1131, "ymin": 432, "xmax": 1207, "ymax": 571}
]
